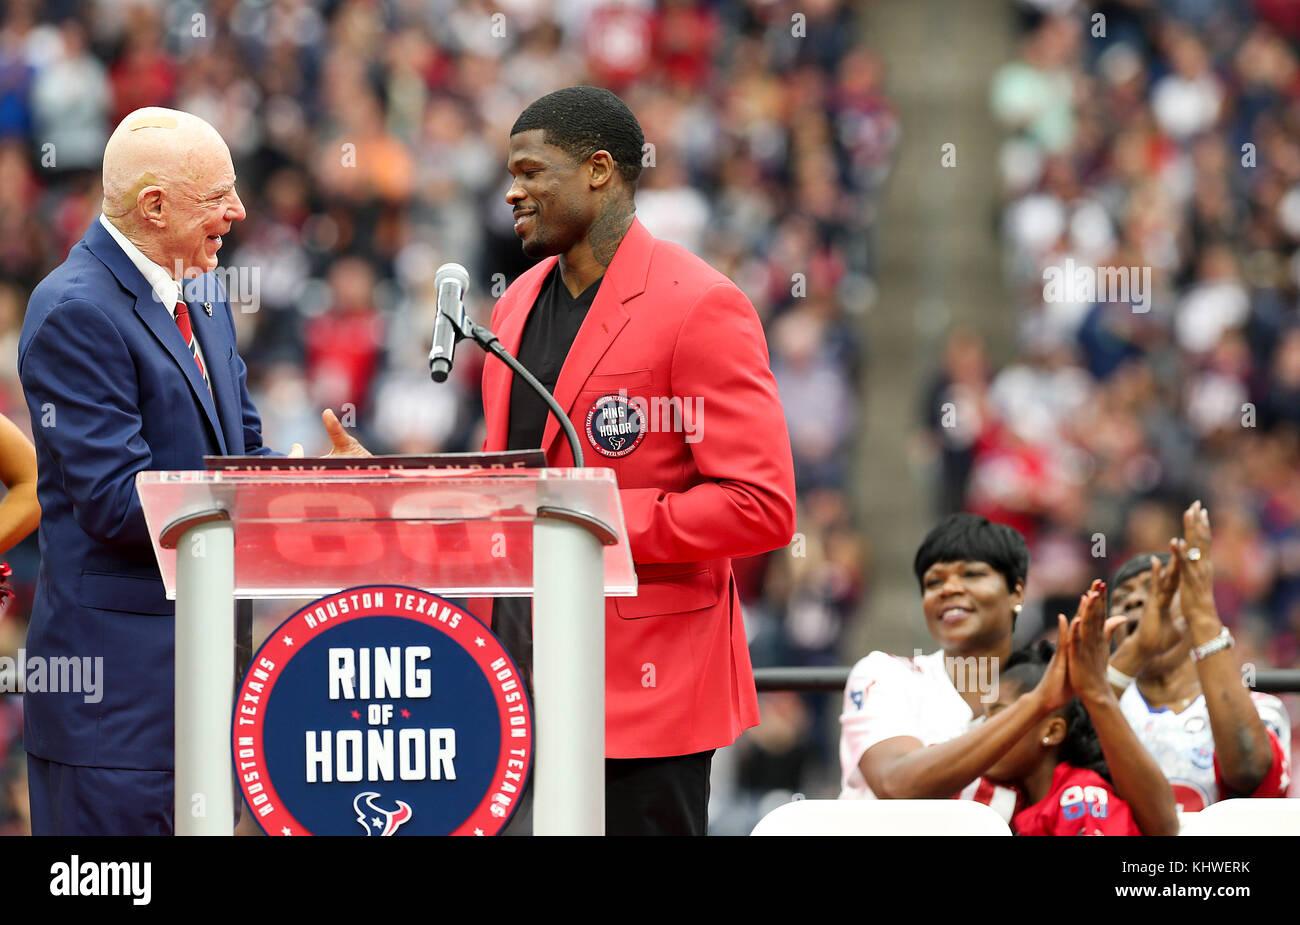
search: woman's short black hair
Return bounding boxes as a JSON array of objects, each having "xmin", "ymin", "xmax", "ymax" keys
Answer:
[
  {"xmin": 912, "ymin": 512, "xmax": 1029, "ymax": 596},
  {"xmin": 1110, "ymin": 551, "xmax": 1170, "ymax": 592},
  {"xmin": 1002, "ymin": 640, "xmax": 1110, "ymax": 782},
  {"xmin": 511, "ymin": 86, "xmax": 644, "ymax": 186}
]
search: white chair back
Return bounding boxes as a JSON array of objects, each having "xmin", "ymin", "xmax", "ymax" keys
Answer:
[
  {"xmin": 1178, "ymin": 799, "xmax": 1300, "ymax": 836},
  {"xmin": 751, "ymin": 799, "xmax": 1012, "ymax": 836}
]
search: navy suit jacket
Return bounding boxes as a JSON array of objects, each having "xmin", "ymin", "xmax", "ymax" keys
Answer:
[{"xmin": 17, "ymin": 219, "xmax": 274, "ymax": 770}]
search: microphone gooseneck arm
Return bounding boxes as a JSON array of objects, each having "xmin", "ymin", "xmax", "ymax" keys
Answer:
[{"xmin": 463, "ymin": 320, "xmax": 586, "ymax": 469}]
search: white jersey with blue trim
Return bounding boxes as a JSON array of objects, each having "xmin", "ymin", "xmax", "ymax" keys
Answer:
[
  {"xmin": 1119, "ymin": 683, "xmax": 1292, "ymax": 811},
  {"xmin": 838, "ymin": 649, "xmax": 1020, "ymax": 821}
]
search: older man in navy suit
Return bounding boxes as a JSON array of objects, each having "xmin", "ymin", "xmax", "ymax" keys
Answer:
[{"xmin": 18, "ymin": 108, "xmax": 366, "ymax": 834}]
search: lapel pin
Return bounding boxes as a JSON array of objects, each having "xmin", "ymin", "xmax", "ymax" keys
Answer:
[{"xmin": 202, "ymin": 301, "xmax": 213, "ymax": 316}]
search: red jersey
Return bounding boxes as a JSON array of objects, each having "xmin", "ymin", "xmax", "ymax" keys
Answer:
[{"xmin": 1012, "ymin": 763, "xmax": 1141, "ymax": 836}]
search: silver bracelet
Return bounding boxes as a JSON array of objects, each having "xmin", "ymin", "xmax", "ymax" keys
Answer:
[
  {"xmin": 1107, "ymin": 663, "xmax": 1135, "ymax": 690},
  {"xmin": 1191, "ymin": 626, "xmax": 1234, "ymax": 662}
]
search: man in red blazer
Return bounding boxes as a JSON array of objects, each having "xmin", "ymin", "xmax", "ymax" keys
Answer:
[{"xmin": 478, "ymin": 87, "xmax": 796, "ymax": 835}]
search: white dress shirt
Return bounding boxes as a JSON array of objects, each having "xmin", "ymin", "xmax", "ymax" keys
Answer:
[{"xmin": 98, "ymin": 213, "xmax": 208, "ymax": 374}]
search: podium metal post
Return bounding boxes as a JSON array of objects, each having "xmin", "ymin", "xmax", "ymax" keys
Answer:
[
  {"xmin": 169, "ymin": 513, "xmax": 236, "ymax": 836},
  {"xmin": 532, "ymin": 510, "xmax": 606, "ymax": 835}
]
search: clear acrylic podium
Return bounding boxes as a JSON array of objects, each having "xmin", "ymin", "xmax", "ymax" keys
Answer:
[{"xmin": 136, "ymin": 467, "xmax": 636, "ymax": 836}]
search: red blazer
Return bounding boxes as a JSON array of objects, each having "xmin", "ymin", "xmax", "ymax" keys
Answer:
[{"xmin": 478, "ymin": 218, "xmax": 796, "ymax": 758}]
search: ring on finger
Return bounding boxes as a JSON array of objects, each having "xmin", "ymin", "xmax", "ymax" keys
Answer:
[{"xmin": 1187, "ymin": 547, "xmax": 1202, "ymax": 561}]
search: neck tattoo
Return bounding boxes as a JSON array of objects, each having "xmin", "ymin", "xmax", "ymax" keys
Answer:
[{"xmin": 588, "ymin": 198, "xmax": 635, "ymax": 268}]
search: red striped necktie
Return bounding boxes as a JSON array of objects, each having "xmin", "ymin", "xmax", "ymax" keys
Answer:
[{"xmin": 173, "ymin": 302, "xmax": 211, "ymax": 395}]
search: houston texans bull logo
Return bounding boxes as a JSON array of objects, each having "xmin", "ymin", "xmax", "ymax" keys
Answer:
[{"xmin": 354, "ymin": 791, "xmax": 413, "ymax": 836}]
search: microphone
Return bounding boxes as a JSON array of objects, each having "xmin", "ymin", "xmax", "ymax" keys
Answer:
[{"xmin": 429, "ymin": 262, "xmax": 471, "ymax": 383}]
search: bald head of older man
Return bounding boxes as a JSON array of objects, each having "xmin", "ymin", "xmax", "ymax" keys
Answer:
[{"xmin": 100, "ymin": 107, "xmax": 246, "ymax": 280}]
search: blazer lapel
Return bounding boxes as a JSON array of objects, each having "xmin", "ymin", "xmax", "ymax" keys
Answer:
[
  {"xmin": 85, "ymin": 219, "xmax": 229, "ymax": 454},
  {"xmin": 483, "ymin": 257, "xmax": 558, "ymax": 452},
  {"xmin": 540, "ymin": 218, "xmax": 653, "ymax": 458}
]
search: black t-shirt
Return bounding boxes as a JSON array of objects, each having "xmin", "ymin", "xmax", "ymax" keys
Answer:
[
  {"xmin": 506, "ymin": 265, "xmax": 602, "ymax": 451},
  {"xmin": 496, "ymin": 264, "xmax": 603, "ymax": 684}
]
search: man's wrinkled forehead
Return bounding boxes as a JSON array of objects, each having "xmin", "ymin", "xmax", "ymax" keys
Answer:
[{"xmin": 174, "ymin": 148, "xmax": 236, "ymax": 198}]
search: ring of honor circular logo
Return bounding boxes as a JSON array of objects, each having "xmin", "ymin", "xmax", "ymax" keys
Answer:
[
  {"xmin": 232, "ymin": 585, "xmax": 532, "ymax": 836},
  {"xmin": 585, "ymin": 392, "xmax": 647, "ymax": 458}
]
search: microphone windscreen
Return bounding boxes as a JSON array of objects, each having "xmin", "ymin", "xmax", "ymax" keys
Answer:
[{"xmin": 434, "ymin": 262, "xmax": 470, "ymax": 291}]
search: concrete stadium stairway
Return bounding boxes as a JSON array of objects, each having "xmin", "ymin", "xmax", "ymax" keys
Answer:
[{"xmin": 850, "ymin": 1, "xmax": 1016, "ymax": 660}]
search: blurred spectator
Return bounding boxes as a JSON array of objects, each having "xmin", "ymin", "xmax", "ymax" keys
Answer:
[
  {"xmin": 917, "ymin": 326, "xmax": 993, "ymax": 517},
  {"xmin": 990, "ymin": 15, "xmax": 1080, "ymax": 153},
  {"xmin": 304, "ymin": 256, "xmax": 384, "ymax": 418},
  {"xmin": 107, "ymin": 9, "xmax": 177, "ymax": 122},
  {"xmin": 29, "ymin": 21, "xmax": 108, "ymax": 176}
]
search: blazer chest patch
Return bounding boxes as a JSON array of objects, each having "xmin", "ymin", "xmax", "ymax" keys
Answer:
[{"xmin": 584, "ymin": 393, "xmax": 648, "ymax": 458}]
